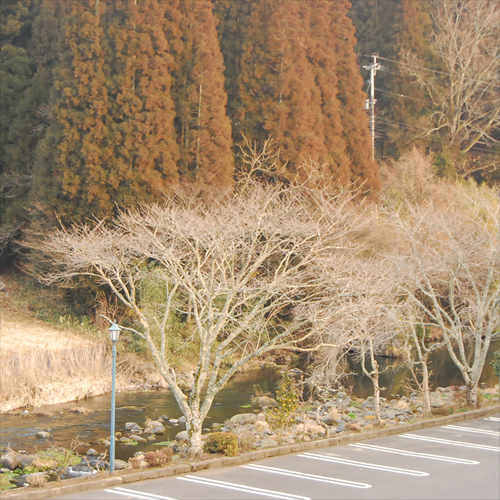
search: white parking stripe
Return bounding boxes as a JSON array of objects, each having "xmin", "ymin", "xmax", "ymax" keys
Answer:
[
  {"xmin": 243, "ymin": 463, "xmax": 372, "ymax": 488},
  {"xmin": 349, "ymin": 443, "xmax": 479, "ymax": 464},
  {"xmin": 485, "ymin": 417, "xmax": 500, "ymax": 422},
  {"xmin": 300, "ymin": 452, "xmax": 428, "ymax": 476},
  {"xmin": 443, "ymin": 424, "xmax": 500, "ymax": 436},
  {"xmin": 106, "ymin": 487, "xmax": 177, "ymax": 500},
  {"xmin": 400, "ymin": 433, "xmax": 500, "ymax": 451},
  {"xmin": 178, "ymin": 475, "xmax": 311, "ymax": 500}
]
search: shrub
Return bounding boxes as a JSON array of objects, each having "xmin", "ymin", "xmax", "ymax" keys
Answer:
[
  {"xmin": 144, "ymin": 451, "xmax": 171, "ymax": 468},
  {"xmin": 203, "ymin": 432, "xmax": 239, "ymax": 457},
  {"xmin": 265, "ymin": 372, "xmax": 300, "ymax": 440}
]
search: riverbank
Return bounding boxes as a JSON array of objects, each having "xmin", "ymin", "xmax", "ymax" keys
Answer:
[{"xmin": 2, "ymin": 401, "xmax": 499, "ymax": 499}]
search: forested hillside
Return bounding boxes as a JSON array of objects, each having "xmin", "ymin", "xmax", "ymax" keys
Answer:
[{"xmin": 1, "ymin": 0, "xmax": 498, "ymax": 257}]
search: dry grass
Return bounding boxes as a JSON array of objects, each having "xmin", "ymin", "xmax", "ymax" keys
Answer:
[
  {"xmin": 0, "ymin": 344, "xmax": 117, "ymax": 412},
  {"xmin": 26, "ymin": 473, "xmax": 47, "ymax": 488}
]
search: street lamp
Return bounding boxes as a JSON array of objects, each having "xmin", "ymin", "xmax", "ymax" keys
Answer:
[{"xmin": 108, "ymin": 322, "xmax": 121, "ymax": 473}]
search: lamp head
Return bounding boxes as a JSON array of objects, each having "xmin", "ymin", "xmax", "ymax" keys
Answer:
[{"xmin": 108, "ymin": 322, "xmax": 121, "ymax": 342}]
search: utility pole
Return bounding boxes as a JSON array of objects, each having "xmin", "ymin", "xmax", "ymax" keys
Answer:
[{"xmin": 363, "ymin": 54, "xmax": 382, "ymax": 161}]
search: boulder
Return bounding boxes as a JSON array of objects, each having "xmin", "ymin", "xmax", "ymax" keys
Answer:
[
  {"xmin": 178, "ymin": 416, "xmax": 186, "ymax": 424},
  {"xmin": 320, "ymin": 414, "xmax": 336, "ymax": 426},
  {"xmin": 255, "ymin": 396, "xmax": 278, "ymax": 407},
  {"xmin": 114, "ymin": 459, "xmax": 131, "ymax": 470},
  {"xmin": 335, "ymin": 421, "xmax": 345, "ymax": 433},
  {"xmin": 36, "ymin": 431, "xmax": 51, "ymax": 439},
  {"xmin": 175, "ymin": 430, "xmax": 189, "ymax": 442},
  {"xmin": 86, "ymin": 448, "xmax": 98, "ymax": 456},
  {"xmin": 1, "ymin": 453, "xmax": 21, "ymax": 470},
  {"xmin": 125, "ymin": 422, "xmax": 142, "ymax": 433},
  {"xmin": 144, "ymin": 420, "xmax": 165, "ymax": 434},
  {"xmin": 229, "ymin": 413, "xmax": 257, "ymax": 425},
  {"xmin": 129, "ymin": 435, "xmax": 147, "ymax": 443},
  {"xmin": 119, "ymin": 437, "xmax": 133, "ymax": 443},
  {"xmin": 258, "ymin": 439, "xmax": 278, "ymax": 449}
]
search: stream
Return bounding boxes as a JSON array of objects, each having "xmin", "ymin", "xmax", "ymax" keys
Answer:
[{"xmin": 1, "ymin": 341, "xmax": 498, "ymax": 462}]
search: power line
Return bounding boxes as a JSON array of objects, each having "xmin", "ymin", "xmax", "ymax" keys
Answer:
[{"xmin": 362, "ymin": 55, "xmax": 498, "ymax": 88}]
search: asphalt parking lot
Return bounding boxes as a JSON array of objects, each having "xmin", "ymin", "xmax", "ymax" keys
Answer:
[{"xmin": 56, "ymin": 414, "xmax": 500, "ymax": 500}]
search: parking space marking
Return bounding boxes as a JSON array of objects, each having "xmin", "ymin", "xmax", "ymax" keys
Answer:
[
  {"xmin": 299, "ymin": 452, "xmax": 428, "ymax": 476},
  {"xmin": 178, "ymin": 475, "xmax": 311, "ymax": 500},
  {"xmin": 400, "ymin": 433, "xmax": 500, "ymax": 451},
  {"xmin": 485, "ymin": 417, "xmax": 500, "ymax": 422},
  {"xmin": 243, "ymin": 463, "xmax": 372, "ymax": 488},
  {"xmin": 348, "ymin": 443, "xmax": 480, "ymax": 464},
  {"xmin": 443, "ymin": 424, "xmax": 500, "ymax": 436},
  {"xmin": 106, "ymin": 487, "xmax": 177, "ymax": 500}
]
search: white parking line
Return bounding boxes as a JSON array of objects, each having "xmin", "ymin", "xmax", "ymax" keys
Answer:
[
  {"xmin": 106, "ymin": 487, "xmax": 177, "ymax": 500},
  {"xmin": 400, "ymin": 433, "xmax": 500, "ymax": 451},
  {"xmin": 243, "ymin": 463, "xmax": 372, "ymax": 488},
  {"xmin": 443, "ymin": 424, "xmax": 500, "ymax": 436},
  {"xmin": 349, "ymin": 443, "xmax": 479, "ymax": 464},
  {"xmin": 178, "ymin": 475, "xmax": 311, "ymax": 500},
  {"xmin": 300, "ymin": 452, "xmax": 428, "ymax": 476},
  {"xmin": 485, "ymin": 417, "xmax": 500, "ymax": 422}
]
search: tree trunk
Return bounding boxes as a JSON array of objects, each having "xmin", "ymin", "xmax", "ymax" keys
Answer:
[
  {"xmin": 421, "ymin": 362, "xmax": 431, "ymax": 417},
  {"xmin": 372, "ymin": 366, "xmax": 381, "ymax": 424},
  {"xmin": 466, "ymin": 382, "xmax": 479, "ymax": 408},
  {"xmin": 186, "ymin": 412, "xmax": 204, "ymax": 458}
]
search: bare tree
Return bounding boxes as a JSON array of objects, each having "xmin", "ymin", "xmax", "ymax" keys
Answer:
[
  {"xmin": 402, "ymin": 0, "xmax": 500, "ymax": 167},
  {"xmin": 384, "ymin": 186, "xmax": 500, "ymax": 406},
  {"xmin": 29, "ymin": 182, "xmax": 371, "ymax": 456},
  {"xmin": 400, "ymin": 307, "xmax": 445, "ymax": 417},
  {"xmin": 304, "ymin": 255, "xmax": 402, "ymax": 423}
]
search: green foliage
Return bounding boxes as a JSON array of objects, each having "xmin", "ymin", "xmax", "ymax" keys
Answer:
[
  {"xmin": 153, "ymin": 441, "xmax": 172, "ymax": 447},
  {"xmin": 491, "ymin": 351, "xmax": 500, "ymax": 377},
  {"xmin": 349, "ymin": 400, "xmax": 362, "ymax": 408},
  {"xmin": 347, "ymin": 412, "xmax": 356, "ymax": 419},
  {"xmin": 0, "ymin": 472, "xmax": 19, "ymax": 491},
  {"xmin": 265, "ymin": 372, "xmax": 300, "ymax": 438},
  {"xmin": 34, "ymin": 447, "xmax": 80, "ymax": 469},
  {"xmin": 203, "ymin": 432, "xmax": 239, "ymax": 457}
]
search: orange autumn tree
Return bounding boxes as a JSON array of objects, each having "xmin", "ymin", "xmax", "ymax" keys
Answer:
[
  {"xmin": 34, "ymin": 0, "xmax": 180, "ymax": 223},
  {"xmin": 173, "ymin": 0, "xmax": 233, "ymax": 195},
  {"xmin": 106, "ymin": 0, "xmax": 180, "ymax": 207}
]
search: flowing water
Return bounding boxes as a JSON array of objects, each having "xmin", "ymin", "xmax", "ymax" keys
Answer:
[{"xmin": 1, "ymin": 342, "xmax": 498, "ymax": 461}]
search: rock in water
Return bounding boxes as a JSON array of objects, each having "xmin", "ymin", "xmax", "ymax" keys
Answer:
[{"xmin": 229, "ymin": 413, "xmax": 257, "ymax": 425}]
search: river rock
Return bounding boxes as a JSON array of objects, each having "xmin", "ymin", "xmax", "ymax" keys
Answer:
[
  {"xmin": 335, "ymin": 421, "xmax": 345, "ymax": 433},
  {"xmin": 119, "ymin": 437, "xmax": 133, "ymax": 443},
  {"xmin": 36, "ymin": 431, "xmax": 51, "ymax": 439},
  {"xmin": 125, "ymin": 422, "xmax": 142, "ymax": 433},
  {"xmin": 178, "ymin": 416, "xmax": 186, "ymax": 424},
  {"xmin": 114, "ymin": 459, "xmax": 131, "ymax": 470},
  {"xmin": 175, "ymin": 430, "xmax": 189, "ymax": 442},
  {"xmin": 258, "ymin": 439, "xmax": 278, "ymax": 448},
  {"xmin": 129, "ymin": 435, "xmax": 147, "ymax": 443},
  {"xmin": 1, "ymin": 453, "xmax": 21, "ymax": 470},
  {"xmin": 146, "ymin": 435, "xmax": 157, "ymax": 442},
  {"xmin": 320, "ymin": 414, "xmax": 336, "ymax": 426},
  {"xmin": 86, "ymin": 448, "xmax": 98, "ymax": 456},
  {"xmin": 229, "ymin": 413, "xmax": 258, "ymax": 425},
  {"xmin": 144, "ymin": 420, "xmax": 165, "ymax": 434},
  {"xmin": 255, "ymin": 396, "xmax": 278, "ymax": 407}
]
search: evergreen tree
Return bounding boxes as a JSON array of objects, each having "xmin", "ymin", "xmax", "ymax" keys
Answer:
[
  {"xmin": 105, "ymin": 0, "xmax": 180, "ymax": 207},
  {"xmin": 0, "ymin": 0, "xmax": 36, "ymax": 225},
  {"xmin": 236, "ymin": 0, "xmax": 328, "ymax": 173},
  {"xmin": 34, "ymin": 0, "xmax": 181, "ymax": 223},
  {"xmin": 173, "ymin": 0, "xmax": 233, "ymax": 195},
  {"xmin": 324, "ymin": 0, "xmax": 379, "ymax": 190}
]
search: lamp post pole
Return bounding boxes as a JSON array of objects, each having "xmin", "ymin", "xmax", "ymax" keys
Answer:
[{"xmin": 108, "ymin": 322, "xmax": 121, "ymax": 474}]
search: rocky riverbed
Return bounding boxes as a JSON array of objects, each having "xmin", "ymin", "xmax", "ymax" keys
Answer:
[{"xmin": 2, "ymin": 383, "xmax": 498, "ymax": 491}]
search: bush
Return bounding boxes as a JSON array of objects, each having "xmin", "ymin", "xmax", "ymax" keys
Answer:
[
  {"xmin": 144, "ymin": 450, "xmax": 172, "ymax": 467},
  {"xmin": 203, "ymin": 432, "xmax": 239, "ymax": 457}
]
